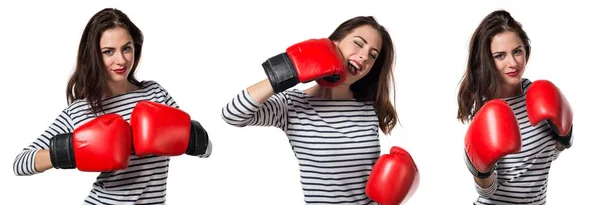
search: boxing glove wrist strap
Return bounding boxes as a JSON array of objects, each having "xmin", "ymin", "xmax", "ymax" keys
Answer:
[
  {"xmin": 464, "ymin": 150, "xmax": 495, "ymax": 179},
  {"xmin": 262, "ymin": 53, "xmax": 299, "ymax": 93},
  {"xmin": 49, "ymin": 133, "xmax": 76, "ymax": 169},
  {"xmin": 185, "ymin": 120, "xmax": 209, "ymax": 156},
  {"xmin": 549, "ymin": 122, "xmax": 573, "ymax": 149}
]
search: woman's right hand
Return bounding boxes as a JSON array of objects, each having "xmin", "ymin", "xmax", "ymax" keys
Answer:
[{"xmin": 463, "ymin": 100, "xmax": 522, "ymax": 185}]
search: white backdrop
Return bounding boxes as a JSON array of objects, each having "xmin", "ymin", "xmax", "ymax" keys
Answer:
[{"xmin": 1, "ymin": 0, "xmax": 598, "ymax": 204}]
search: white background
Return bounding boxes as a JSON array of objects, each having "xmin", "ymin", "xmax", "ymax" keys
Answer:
[{"xmin": 1, "ymin": 0, "xmax": 598, "ymax": 204}]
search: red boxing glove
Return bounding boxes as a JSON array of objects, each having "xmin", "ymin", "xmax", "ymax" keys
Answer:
[
  {"xmin": 262, "ymin": 38, "xmax": 347, "ymax": 93},
  {"xmin": 131, "ymin": 101, "xmax": 210, "ymax": 157},
  {"xmin": 526, "ymin": 80, "xmax": 573, "ymax": 148},
  {"xmin": 49, "ymin": 114, "xmax": 132, "ymax": 172},
  {"xmin": 366, "ymin": 146, "xmax": 419, "ymax": 205},
  {"xmin": 464, "ymin": 99, "xmax": 522, "ymax": 178}
]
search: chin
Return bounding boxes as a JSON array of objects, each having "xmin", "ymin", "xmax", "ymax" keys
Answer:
[
  {"xmin": 341, "ymin": 78, "xmax": 358, "ymax": 87},
  {"xmin": 504, "ymin": 78, "xmax": 522, "ymax": 86},
  {"xmin": 108, "ymin": 76, "xmax": 128, "ymax": 83}
]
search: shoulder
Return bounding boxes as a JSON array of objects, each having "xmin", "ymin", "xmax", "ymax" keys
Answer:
[
  {"xmin": 65, "ymin": 99, "xmax": 90, "ymax": 114},
  {"xmin": 285, "ymin": 89, "xmax": 305, "ymax": 97},
  {"xmin": 282, "ymin": 89, "xmax": 309, "ymax": 102},
  {"xmin": 140, "ymin": 80, "xmax": 162, "ymax": 90},
  {"xmin": 521, "ymin": 77, "xmax": 533, "ymax": 93},
  {"xmin": 138, "ymin": 80, "xmax": 170, "ymax": 94}
]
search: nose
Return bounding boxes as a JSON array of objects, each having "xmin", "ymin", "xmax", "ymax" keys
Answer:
[
  {"xmin": 115, "ymin": 52, "xmax": 126, "ymax": 65},
  {"xmin": 358, "ymin": 50, "xmax": 369, "ymax": 63},
  {"xmin": 507, "ymin": 54, "xmax": 518, "ymax": 67}
]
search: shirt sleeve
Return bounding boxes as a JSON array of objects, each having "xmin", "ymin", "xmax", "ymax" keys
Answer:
[
  {"xmin": 13, "ymin": 109, "xmax": 74, "ymax": 176},
  {"xmin": 221, "ymin": 89, "xmax": 290, "ymax": 131},
  {"xmin": 551, "ymin": 127, "xmax": 572, "ymax": 161},
  {"xmin": 155, "ymin": 82, "xmax": 179, "ymax": 109},
  {"xmin": 475, "ymin": 172, "xmax": 499, "ymax": 198},
  {"xmin": 552, "ymin": 145, "xmax": 564, "ymax": 161}
]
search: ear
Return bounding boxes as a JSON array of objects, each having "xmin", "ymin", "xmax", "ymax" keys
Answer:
[{"xmin": 333, "ymin": 40, "xmax": 340, "ymax": 46}]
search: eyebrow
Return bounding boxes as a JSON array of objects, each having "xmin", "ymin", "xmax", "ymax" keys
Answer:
[
  {"xmin": 492, "ymin": 45, "xmax": 523, "ymax": 55},
  {"xmin": 101, "ymin": 41, "xmax": 132, "ymax": 50},
  {"xmin": 355, "ymin": 36, "xmax": 380, "ymax": 54}
]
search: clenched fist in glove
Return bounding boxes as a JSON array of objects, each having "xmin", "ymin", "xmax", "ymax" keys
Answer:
[
  {"xmin": 262, "ymin": 38, "xmax": 346, "ymax": 93},
  {"xmin": 464, "ymin": 99, "xmax": 522, "ymax": 179},
  {"xmin": 366, "ymin": 146, "xmax": 419, "ymax": 205},
  {"xmin": 526, "ymin": 80, "xmax": 573, "ymax": 148},
  {"xmin": 131, "ymin": 101, "xmax": 210, "ymax": 157},
  {"xmin": 49, "ymin": 114, "xmax": 132, "ymax": 172}
]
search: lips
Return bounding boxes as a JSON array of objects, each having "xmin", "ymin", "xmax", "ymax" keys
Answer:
[
  {"xmin": 506, "ymin": 70, "xmax": 519, "ymax": 77},
  {"xmin": 348, "ymin": 60, "xmax": 363, "ymax": 76},
  {"xmin": 112, "ymin": 68, "xmax": 126, "ymax": 74}
]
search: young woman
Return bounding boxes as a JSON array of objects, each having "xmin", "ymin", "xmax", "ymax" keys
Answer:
[
  {"xmin": 12, "ymin": 8, "xmax": 211, "ymax": 204},
  {"xmin": 221, "ymin": 16, "xmax": 412, "ymax": 204},
  {"xmin": 458, "ymin": 10, "xmax": 573, "ymax": 204}
]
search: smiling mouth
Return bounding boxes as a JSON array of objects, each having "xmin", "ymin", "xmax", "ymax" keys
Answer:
[
  {"xmin": 348, "ymin": 61, "xmax": 362, "ymax": 75},
  {"xmin": 506, "ymin": 70, "xmax": 519, "ymax": 77},
  {"xmin": 113, "ymin": 68, "xmax": 126, "ymax": 74}
]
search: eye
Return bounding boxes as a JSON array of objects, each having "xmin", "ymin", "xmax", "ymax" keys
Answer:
[
  {"xmin": 102, "ymin": 50, "xmax": 114, "ymax": 56},
  {"xmin": 353, "ymin": 40, "xmax": 363, "ymax": 48},
  {"xmin": 494, "ymin": 53, "xmax": 505, "ymax": 60},
  {"xmin": 123, "ymin": 46, "xmax": 133, "ymax": 53},
  {"xmin": 370, "ymin": 52, "xmax": 378, "ymax": 59},
  {"xmin": 513, "ymin": 49, "xmax": 523, "ymax": 55}
]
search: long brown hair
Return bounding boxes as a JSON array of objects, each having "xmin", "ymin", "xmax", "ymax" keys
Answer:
[
  {"xmin": 329, "ymin": 16, "xmax": 398, "ymax": 135},
  {"xmin": 457, "ymin": 10, "xmax": 531, "ymax": 123},
  {"xmin": 66, "ymin": 8, "xmax": 144, "ymax": 115}
]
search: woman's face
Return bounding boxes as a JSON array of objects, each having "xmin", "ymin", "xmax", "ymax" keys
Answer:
[
  {"xmin": 490, "ymin": 31, "xmax": 527, "ymax": 88},
  {"xmin": 334, "ymin": 25, "xmax": 382, "ymax": 85},
  {"xmin": 100, "ymin": 26, "xmax": 135, "ymax": 84}
]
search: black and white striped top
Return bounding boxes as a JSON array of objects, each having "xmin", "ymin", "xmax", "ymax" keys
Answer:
[
  {"xmin": 222, "ymin": 89, "xmax": 381, "ymax": 205},
  {"xmin": 474, "ymin": 78, "xmax": 563, "ymax": 205},
  {"xmin": 13, "ymin": 80, "xmax": 211, "ymax": 205}
]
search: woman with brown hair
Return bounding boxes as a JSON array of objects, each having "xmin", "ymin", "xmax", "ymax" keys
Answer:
[
  {"xmin": 12, "ymin": 8, "xmax": 211, "ymax": 204},
  {"xmin": 459, "ymin": 10, "xmax": 573, "ymax": 204},
  {"xmin": 222, "ymin": 16, "xmax": 418, "ymax": 204}
]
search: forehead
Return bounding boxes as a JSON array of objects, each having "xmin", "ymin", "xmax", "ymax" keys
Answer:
[
  {"xmin": 99, "ymin": 27, "xmax": 132, "ymax": 45},
  {"xmin": 490, "ymin": 31, "xmax": 523, "ymax": 51},
  {"xmin": 347, "ymin": 25, "xmax": 382, "ymax": 50}
]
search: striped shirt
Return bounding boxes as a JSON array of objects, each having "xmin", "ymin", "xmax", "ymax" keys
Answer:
[
  {"xmin": 13, "ymin": 80, "xmax": 211, "ymax": 205},
  {"xmin": 222, "ymin": 89, "xmax": 381, "ymax": 205},
  {"xmin": 474, "ymin": 78, "xmax": 563, "ymax": 205}
]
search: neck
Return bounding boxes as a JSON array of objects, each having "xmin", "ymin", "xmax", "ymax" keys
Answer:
[
  {"xmin": 309, "ymin": 83, "xmax": 354, "ymax": 100},
  {"xmin": 498, "ymin": 83, "xmax": 523, "ymax": 99},
  {"xmin": 104, "ymin": 80, "xmax": 136, "ymax": 99}
]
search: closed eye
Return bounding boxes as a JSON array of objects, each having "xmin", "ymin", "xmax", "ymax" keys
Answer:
[
  {"xmin": 370, "ymin": 53, "xmax": 378, "ymax": 59},
  {"xmin": 354, "ymin": 40, "xmax": 363, "ymax": 48}
]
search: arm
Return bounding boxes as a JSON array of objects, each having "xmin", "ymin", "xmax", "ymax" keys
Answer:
[
  {"xmin": 247, "ymin": 79, "xmax": 275, "ymax": 104},
  {"xmin": 555, "ymin": 143, "xmax": 565, "ymax": 151},
  {"xmin": 474, "ymin": 174, "xmax": 495, "ymax": 188},
  {"xmin": 221, "ymin": 79, "xmax": 290, "ymax": 130},
  {"xmin": 474, "ymin": 173, "xmax": 499, "ymax": 198},
  {"xmin": 222, "ymin": 38, "xmax": 346, "ymax": 129},
  {"xmin": 13, "ymin": 110, "xmax": 73, "ymax": 175},
  {"xmin": 552, "ymin": 142, "xmax": 565, "ymax": 161},
  {"xmin": 526, "ymin": 80, "xmax": 574, "ymax": 161},
  {"xmin": 464, "ymin": 100, "xmax": 521, "ymax": 198}
]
